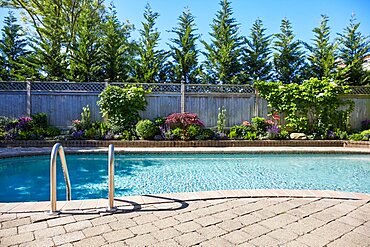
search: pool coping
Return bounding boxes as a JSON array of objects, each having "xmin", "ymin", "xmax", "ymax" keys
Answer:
[{"xmin": 1, "ymin": 189, "xmax": 370, "ymax": 214}]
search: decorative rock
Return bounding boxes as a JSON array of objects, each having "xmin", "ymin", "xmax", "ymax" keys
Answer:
[{"xmin": 290, "ymin": 133, "xmax": 307, "ymax": 140}]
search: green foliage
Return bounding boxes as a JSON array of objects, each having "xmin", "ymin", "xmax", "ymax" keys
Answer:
[
  {"xmin": 186, "ymin": 124, "xmax": 203, "ymax": 139},
  {"xmin": 273, "ymin": 18, "xmax": 306, "ymax": 84},
  {"xmin": 255, "ymin": 78, "xmax": 354, "ymax": 134},
  {"xmin": 171, "ymin": 127, "xmax": 184, "ymax": 140},
  {"xmin": 97, "ymin": 85, "xmax": 149, "ymax": 132},
  {"xmin": 202, "ymin": 0, "xmax": 243, "ymax": 84},
  {"xmin": 251, "ymin": 117, "xmax": 271, "ymax": 136},
  {"xmin": 337, "ymin": 15, "xmax": 370, "ymax": 85},
  {"xmin": 80, "ymin": 105, "xmax": 92, "ymax": 130},
  {"xmin": 217, "ymin": 106, "xmax": 226, "ymax": 133},
  {"xmin": 101, "ymin": 4, "xmax": 134, "ymax": 82},
  {"xmin": 0, "ymin": 11, "xmax": 32, "ymax": 81},
  {"xmin": 30, "ymin": 112, "xmax": 48, "ymax": 128},
  {"xmin": 132, "ymin": 4, "xmax": 169, "ymax": 83},
  {"xmin": 305, "ymin": 15, "xmax": 337, "ymax": 80},
  {"xmin": 243, "ymin": 18, "xmax": 272, "ymax": 82},
  {"xmin": 196, "ymin": 128, "xmax": 215, "ymax": 140},
  {"xmin": 135, "ymin": 119, "xmax": 157, "ymax": 140},
  {"xmin": 349, "ymin": 133, "xmax": 365, "ymax": 141},
  {"xmin": 228, "ymin": 125, "xmax": 256, "ymax": 140}
]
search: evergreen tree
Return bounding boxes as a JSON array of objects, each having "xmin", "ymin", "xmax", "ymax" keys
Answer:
[
  {"xmin": 305, "ymin": 15, "xmax": 337, "ymax": 80},
  {"xmin": 169, "ymin": 8, "xmax": 200, "ymax": 84},
  {"xmin": 273, "ymin": 18, "xmax": 306, "ymax": 84},
  {"xmin": 101, "ymin": 4, "xmax": 134, "ymax": 82},
  {"xmin": 69, "ymin": 0, "xmax": 105, "ymax": 82},
  {"xmin": 337, "ymin": 15, "xmax": 370, "ymax": 85},
  {"xmin": 132, "ymin": 4, "xmax": 168, "ymax": 83},
  {"xmin": 0, "ymin": 11, "xmax": 34, "ymax": 81},
  {"xmin": 242, "ymin": 18, "xmax": 272, "ymax": 83},
  {"xmin": 202, "ymin": 0, "xmax": 243, "ymax": 84}
]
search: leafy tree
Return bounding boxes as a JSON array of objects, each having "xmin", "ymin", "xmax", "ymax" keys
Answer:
[
  {"xmin": 242, "ymin": 18, "xmax": 272, "ymax": 83},
  {"xmin": 273, "ymin": 18, "xmax": 306, "ymax": 84},
  {"xmin": 169, "ymin": 8, "xmax": 200, "ymax": 84},
  {"xmin": 305, "ymin": 15, "xmax": 337, "ymax": 80},
  {"xmin": 132, "ymin": 4, "xmax": 168, "ymax": 83},
  {"xmin": 101, "ymin": 4, "xmax": 134, "ymax": 82},
  {"xmin": 68, "ymin": 0, "xmax": 105, "ymax": 82},
  {"xmin": 337, "ymin": 15, "xmax": 370, "ymax": 85},
  {"xmin": 202, "ymin": 0, "xmax": 243, "ymax": 84}
]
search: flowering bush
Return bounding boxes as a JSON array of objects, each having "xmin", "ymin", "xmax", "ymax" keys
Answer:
[{"xmin": 164, "ymin": 113, "xmax": 204, "ymax": 130}]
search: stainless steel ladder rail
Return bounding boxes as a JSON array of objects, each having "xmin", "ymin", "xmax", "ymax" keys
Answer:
[
  {"xmin": 49, "ymin": 143, "xmax": 71, "ymax": 214},
  {"xmin": 108, "ymin": 144, "xmax": 115, "ymax": 210}
]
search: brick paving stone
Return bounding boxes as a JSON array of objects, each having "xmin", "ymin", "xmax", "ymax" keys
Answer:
[
  {"xmin": 174, "ymin": 212, "xmax": 198, "ymax": 223},
  {"xmin": 82, "ymin": 224, "xmax": 112, "ymax": 238},
  {"xmin": 326, "ymin": 237, "xmax": 362, "ymax": 247},
  {"xmin": 47, "ymin": 216, "xmax": 76, "ymax": 227},
  {"xmin": 0, "ymin": 227, "xmax": 17, "ymax": 238},
  {"xmin": 150, "ymin": 227, "xmax": 181, "ymax": 242},
  {"xmin": 109, "ymin": 219, "xmax": 136, "ymax": 230},
  {"xmin": 1, "ymin": 232, "xmax": 34, "ymax": 246},
  {"xmin": 155, "ymin": 238, "xmax": 181, "ymax": 247},
  {"xmin": 212, "ymin": 211, "xmax": 237, "ymax": 221},
  {"xmin": 196, "ymin": 225, "xmax": 227, "ymax": 239},
  {"xmin": 131, "ymin": 214, "xmax": 159, "ymax": 225},
  {"xmin": 102, "ymin": 229, "xmax": 134, "ymax": 243},
  {"xmin": 339, "ymin": 231, "xmax": 370, "ymax": 246},
  {"xmin": 310, "ymin": 221, "xmax": 354, "ymax": 241},
  {"xmin": 347, "ymin": 210, "xmax": 370, "ymax": 222},
  {"xmin": 337, "ymin": 215, "xmax": 365, "ymax": 227},
  {"xmin": 19, "ymin": 238, "xmax": 54, "ymax": 247},
  {"xmin": 200, "ymin": 237, "xmax": 233, "ymax": 246},
  {"xmin": 125, "ymin": 233, "xmax": 158, "ymax": 246},
  {"xmin": 242, "ymin": 223, "xmax": 271, "ymax": 238},
  {"xmin": 259, "ymin": 213, "xmax": 298, "ymax": 230},
  {"xmin": 59, "ymin": 243, "xmax": 74, "ymax": 247},
  {"xmin": 194, "ymin": 215, "xmax": 222, "ymax": 227},
  {"xmin": 53, "ymin": 231, "xmax": 85, "ymax": 245},
  {"xmin": 221, "ymin": 230, "xmax": 252, "ymax": 244},
  {"xmin": 152, "ymin": 210, "xmax": 179, "ymax": 219},
  {"xmin": 252, "ymin": 209, "xmax": 276, "ymax": 219},
  {"xmin": 295, "ymin": 233, "xmax": 331, "ymax": 247},
  {"xmin": 249, "ymin": 234, "xmax": 282, "ymax": 247},
  {"xmin": 174, "ymin": 221, "xmax": 202, "ymax": 233},
  {"xmin": 90, "ymin": 215, "xmax": 117, "ymax": 226},
  {"xmin": 238, "ymin": 213, "xmax": 262, "ymax": 226},
  {"xmin": 203, "ymin": 203, "xmax": 230, "ymax": 215},
  {"xmin": 217, "ymin": 219, "xmax": 244, "ymax": 232},
  {"xmin": 268, "ymin": 228, "xmax": 299, "ymax": 244},
  {"xmin": 129, "ymin": 222, "xmax": 159, "ymax": 235},
  {"xmin": 0, "ymin": 214, "xmax": 17, "ymax": 222},
  {"xmin": 353, "ymin": 225, "xmax": 370, "ymax": 237},
  {"xmin": 284, "ymin": 240, "xmax": 310, "ymax": 247},
  {"xmin": 73, "ymin": 235, "xmax": 106, "ymax": 247},
  {"xmin": 153, "ymin": 217, "xmax": 179, "ymax": 229},
  {"xmin": 2, "ymin": 217, "xmax": 31, "ymax": 229},
  {"xmin": 34, "ymin": 225, "xmax": 65, "ymax": 239},
  {"xmin": 101, "ymin": 240, "xmax": 127, "ymax": 247},
  {"xmin": 18, "ymin": 221, "xmax": 47, "ymax": 233},
  {"xmin": 64, "ymin": 220, "xmax": 92, "ymax": 232},
  {"xmin": 174, "ymin": 231, "xmax": 207, "ymax": 247}
]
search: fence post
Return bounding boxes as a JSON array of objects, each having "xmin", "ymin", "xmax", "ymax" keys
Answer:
[
  {"xmin": 254, "ymin": 88, "xmax": 259, "ymax": 118},
  {"xmin": 26, "ymin": 79, "xmax": 32, "ymax": 116},
  {"xmin": 181, "ymin": 81, "xmax": 185, "ymax": 113}
]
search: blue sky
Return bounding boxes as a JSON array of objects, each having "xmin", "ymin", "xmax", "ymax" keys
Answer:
[{"xmin": 0, "ymin": 0, "xmax": 369, "ymax": 58}]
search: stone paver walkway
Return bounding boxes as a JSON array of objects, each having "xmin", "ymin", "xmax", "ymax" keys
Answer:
[{"xmin": 1, "ymin": 191, "xmax": 370, "ymax": 247}]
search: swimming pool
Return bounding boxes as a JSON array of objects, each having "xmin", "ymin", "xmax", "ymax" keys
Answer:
[{"xmin": 0, "ymin": 153, "xmax": 369, "ymax": 202}]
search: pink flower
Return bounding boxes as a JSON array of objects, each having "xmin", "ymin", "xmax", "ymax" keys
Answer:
[
  {"xmin": 265, "ymin": 119, "xmax": 274, "ymax": 125},
  {"xmin": 242, "ymin": 121, "xmax": 251, "ymax": 126},
  {"xmin": 272, "ymin": 112, "xmax": 280, "ymax": 120},
  {"xmin": 72, "ymin": 119, "xmax": 81, "ymax": 124}
]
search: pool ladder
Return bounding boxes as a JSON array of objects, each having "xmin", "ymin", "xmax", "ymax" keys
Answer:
[{"xmin": 49, "ymin": 143, "xmax": 115, "ymax": 214}]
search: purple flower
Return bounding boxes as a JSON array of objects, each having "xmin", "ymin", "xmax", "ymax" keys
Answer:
[
  {"xmin": 267, "ymin": 125, "xmax": 280, "ymax": 135},
  {"xmin": 327, "ymin": 130, "xmax": 336, "ymax": 139},
  {"xmin": 72, "ymin": 130, "xmax": 84, "ymax": 139},
  {"xmin": 17, "ymin": 117, "xmax": 33, "ymax": 131}
]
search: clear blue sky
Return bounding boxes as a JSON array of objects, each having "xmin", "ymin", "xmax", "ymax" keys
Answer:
[{"xmin": 0, "ymin": 0, "xmax": 369, "ymax": 60}]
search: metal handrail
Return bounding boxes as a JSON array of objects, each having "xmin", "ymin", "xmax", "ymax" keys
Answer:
[
  {"xmin": 108, "ymin": 144, "xmax": 115, "ymax": 210},
  {"xmin": 50, "ymin": 143, "xmax": 71, "ymax": 213}
]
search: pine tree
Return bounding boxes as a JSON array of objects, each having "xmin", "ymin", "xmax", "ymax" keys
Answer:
[
  {"xmin": 69, "ymin": 0, "xmax": 105, "ymax": 82},
  {"xmin": 132, "ymin": 4, "xmax": 168, "ymax": 83},
  {"xmin": 273, "ymin": 18, "xmax": 306, "ymax": 84},
  {"xmin": 0, "ymin": 11, "xmax": 32, "ymax": 81},
  {"xmin": 337, "ymin": 15, "xmax": 370, "ymax": 85},
  {"xmin": 305, "ymin": 15, "xmax": 337, "ymax": 80},
  {"xmin": 202, "ymin": 0, "xmax": 243, "ymax": 84},
  {"xmin": 169, "ymin": 8, "xmax": 200, "ymax": 84},
  {"xmin": 242, "ymin": 18, "xmax": 272, "ymax": 83},
  {"xmin": 101, "ymin": 4, "xmax": 134, "ymax": 82}
]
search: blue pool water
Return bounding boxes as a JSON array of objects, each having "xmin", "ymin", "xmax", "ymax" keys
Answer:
[{"xmin": 0, "ymin": 153, "xmax": 369, "ymax": 202}]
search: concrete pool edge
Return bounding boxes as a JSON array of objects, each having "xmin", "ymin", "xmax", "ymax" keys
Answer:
[
  {"xmin": 1, "ymin": 189, "xmax": 370, "ymax": 214},
  {"xmin": 1, "ymin": 146, "xmax": 370, "ymax": 158}
]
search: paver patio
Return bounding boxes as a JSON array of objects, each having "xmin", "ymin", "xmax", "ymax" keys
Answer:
[{"xmin": 1, "ymin": 190, "xmax": 369, "ymax": 247}]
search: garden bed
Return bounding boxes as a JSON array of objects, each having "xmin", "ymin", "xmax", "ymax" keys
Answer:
[{"xmin": 1, "ymin": 139, "xmax": 369, "ymax": 148}]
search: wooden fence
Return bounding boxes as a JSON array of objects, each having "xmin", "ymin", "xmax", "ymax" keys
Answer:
[{"xmin": 0, "ymin": 81, "xmax": 369, "ymax": 129}]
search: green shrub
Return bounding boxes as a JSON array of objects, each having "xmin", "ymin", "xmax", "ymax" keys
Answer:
[
  {"xmin": 196, "ymin": 128, "xmax": 215, "ymax": 140},
  {"xmin": 187, "ymin": 124, "xmax": 203, "ymax": 140},
  {"xmin": 98, "ymin": 85, "xmax": 149, "ymax": 133},
  {"xmin": 243, "ymin": 131, "xmax": 257, "ymax": 140},
  {"xmin": 279, "ymin": 130, "xmax": 290, "ymax": 140},
  {"xmin": 121, "ymin": 130, "xmax": 136, "ymax": 141},
  {"xmin": 228, "ymin": 125, "xmax": 255, "ymax": 139},
  {"xmin": 171, "ymin": 128, "xmax": 184, "ymax": 140},
  {"xmin": 31, "ymin": 112, "xmax": 48, "ymax": 128},
  {"xmin": 349, "ymin": 133, "xmax": 364, "ymax": 141},
  {"xmin": 80, "ymin": 105, "xmax": 92, "ymax": 130},
  {"xmin": 85, "ymin": 128, "xmax": 98, "ymax": 139},
  {"xmin": 46, "ymin": 126, "xmax": 61, "ymax": 137},
  {"xmin": 135, "ymin": 120, "xmax": 157, "ymax": 140}
]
